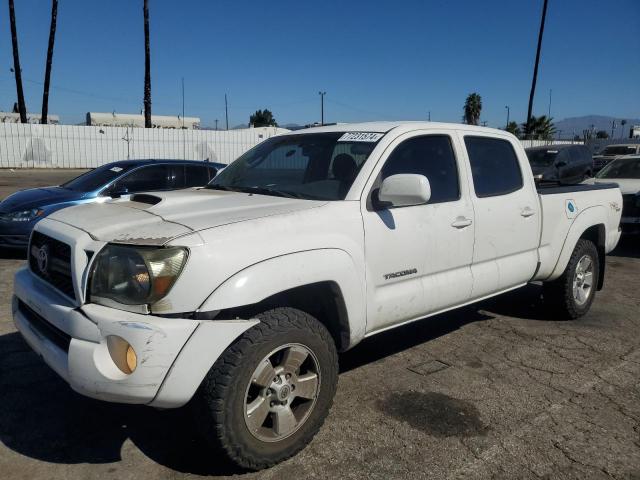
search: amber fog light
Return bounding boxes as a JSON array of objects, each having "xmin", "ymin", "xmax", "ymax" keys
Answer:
[
  {"xmin": 126, "ymin": 345, "xmax": 137, "ymax": 373},
  {"xmin": 107, "ymin": 336, "xmax": 137, "ymax": 374}
]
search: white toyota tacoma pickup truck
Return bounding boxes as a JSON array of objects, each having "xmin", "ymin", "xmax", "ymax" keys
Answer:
[{"xmin": 12, "ymin": 122, "xmax": 622, "ymax": 469}]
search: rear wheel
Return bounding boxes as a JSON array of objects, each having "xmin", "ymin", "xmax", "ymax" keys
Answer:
[
  {"xmin": 543, "ymin": 239, "xmax": 599, "ymax": 319},
  {"xmin": 193, "ymin": 307, "xmax": 338, "ymax": 470}
]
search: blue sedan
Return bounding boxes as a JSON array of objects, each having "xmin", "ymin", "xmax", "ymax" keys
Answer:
[{"xmin": 0, "ymin": 159, "xmax": 225, "ymax": 249}]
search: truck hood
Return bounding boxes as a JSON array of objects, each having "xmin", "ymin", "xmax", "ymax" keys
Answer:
[
  {"xmin": 585, "ymin": 178, "xmax": 640, "ymax": 195},
  {"xmin": 47, "ymin": 189, "xmax": 326, "ymax": 245}
]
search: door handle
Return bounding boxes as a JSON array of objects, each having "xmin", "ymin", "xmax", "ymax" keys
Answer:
[
  {"xmin": 520, "ymin": 207, "xmax": 536, "ymax": 218},
  {"xmin": 451, "ymin": 217, "xmax": 473, "ymax": 229}
]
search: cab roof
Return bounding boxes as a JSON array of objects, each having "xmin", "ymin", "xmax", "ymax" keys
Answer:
[{"xmin": 285, "ymin": 121, "xmax": 510, "ymax": 137}]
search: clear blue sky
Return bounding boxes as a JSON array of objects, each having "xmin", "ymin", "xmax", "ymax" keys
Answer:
[{"xmin": 0, "ymin": 0, "xmax": 638, "ymax": 128}]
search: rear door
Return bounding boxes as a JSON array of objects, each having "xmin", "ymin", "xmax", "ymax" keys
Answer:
[
  {"xmin": 461, "ymin": 134, "xmax": 540, "ymax": 298},
  {"xmin": 362, "ymin": 131, "xmax": 475, "ymax": 333}
]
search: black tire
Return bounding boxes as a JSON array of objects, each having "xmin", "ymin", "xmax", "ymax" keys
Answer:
[
  {"xmin": 192, "ymin": 307, "xmax": 339, "ymax": 470},
  {"xmin": 543, "ymin": 239, "xmax": 599, "ymax": 319}
]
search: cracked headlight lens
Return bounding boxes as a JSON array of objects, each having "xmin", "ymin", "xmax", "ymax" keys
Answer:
[{"xmin": 90, "ymin": 244, "xmax": 188, "ymax": 306}]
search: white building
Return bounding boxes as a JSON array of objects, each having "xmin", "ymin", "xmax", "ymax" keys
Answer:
[
  {"xmin": 0, "ymin": 111, "xmax": 60, "ymax": 124},
  {"xmin": 87, "ymin": 112, "xmax": 200, "ymax": 129}
]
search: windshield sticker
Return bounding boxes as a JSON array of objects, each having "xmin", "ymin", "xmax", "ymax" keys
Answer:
[
  {"xmin": 110, "ymin": 166, "xmax": 124, "ymax": 173},
  {"xmin": 338, "ymin": 132, "xmax": 384, "ymax": 143}
]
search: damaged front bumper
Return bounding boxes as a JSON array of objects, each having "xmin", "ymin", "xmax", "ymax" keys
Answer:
[{"xmin": 12, "ymin": 266, "xmax": 258, "ymax": 408}]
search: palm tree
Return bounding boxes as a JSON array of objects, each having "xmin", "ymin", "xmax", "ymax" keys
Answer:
[
  {"xmin": 463, "ymin": 93, "xmax": 482, "ymax": 125},
  {"xmin": 521, "ymin": 115, "xmax": 556, "ymax": 140},
  {"xmin": 143, "ymin": 0, "xmax": 152, "ymax": 128},
  {"xmin": 620, "ymin": 119, "xmax": 627, "ymax": 139},
  {"xmin": 506, "ymin": 121, "xmax": 521, "ymax": 137},
  {"xmin": 8, "ymin": 0, "xmax": 27, "ymax": 123},
  {"xmin": 41, "ymin": 0, "xmax": 58, "ymax": 124}
]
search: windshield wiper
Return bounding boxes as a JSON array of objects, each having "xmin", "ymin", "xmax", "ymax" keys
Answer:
[{"xmin": 206, "ymin": 184, "xmax": 303, "ymax": 199}]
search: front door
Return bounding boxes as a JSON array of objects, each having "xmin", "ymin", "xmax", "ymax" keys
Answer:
[{"xmin": 362, "ymin": 132, "xmax": 475, "ymax": 333}]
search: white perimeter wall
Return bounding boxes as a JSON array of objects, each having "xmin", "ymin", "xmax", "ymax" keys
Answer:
[
  {"xmin": 0, "ymin": 123, "xmax": 289, "ymax": 168},
  {"xmin": 0, "ymin": 123, "xmax": 582, "ymax": 169}
]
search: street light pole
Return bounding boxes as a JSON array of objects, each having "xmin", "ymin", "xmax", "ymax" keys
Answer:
[
  {"xmin": 505, "ymin": 105, "xmax": 510, "ymax": 129},
  {"xmin": 319, "ymin": 91, "xmax": 326, "ymax": 125},
  {"xmin": 225, "ymin": 93, "xmax": 229, "ymax": 130}
]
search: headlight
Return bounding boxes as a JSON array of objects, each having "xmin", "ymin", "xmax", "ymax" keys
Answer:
[
  {"xmin": 1, "ymin": 208, "xmax": 45, "ymax": 222},
  {"xmin": 89, "ymin": 244, "xmax": 188, "ymax": 306}
]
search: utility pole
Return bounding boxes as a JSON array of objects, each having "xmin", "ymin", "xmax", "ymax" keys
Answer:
[
  {"xmin": 215, "ymin": 119, "xmax": 218, "ymax": 130},
  {"xmin": 505, "ymin": 105, "xmax": 510, "ymax": 129},
  {"xmin": 547, "ymin": 88, "xmax": 552, "ymax": 118},
  {"xmin": 611, "ymin": 120, "xmax": 616, "ymax": 139},
  {"xmin": 225, "ymin": 93, "xmax": 229, "ymax": 130},
  {"xmin": 526, "ymin": 0, "xmax": 549, "ymax": 138},
  {"xmin": 319, "ymin": 91, "xmax": 326, "ymax": 125},
  {"xmin": 181, "ymin": 77, "xmax": 185, "ymax": 128},
  {"xmin": 427, "ymin": 111, "xmax": 431, "ymax": 121},
  {"xmin": 181, "ymin": 77, "xmax": 185, "ymax": 159}
]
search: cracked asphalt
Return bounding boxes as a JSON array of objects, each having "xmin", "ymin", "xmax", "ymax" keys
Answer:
[{"xmin": 1, "ymin": 170, "xmax": 639, "ymax": 479}]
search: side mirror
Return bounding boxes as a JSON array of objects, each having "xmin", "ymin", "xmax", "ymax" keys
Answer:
[{"xmin": 377, "ymin": 174, "xmax": 431, "ymax": 208}]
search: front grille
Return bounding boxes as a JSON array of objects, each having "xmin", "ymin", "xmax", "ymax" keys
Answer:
[
  {"xmin": 29, "ymin": 231, "xmax": 76, "ymax": 300},
  {"xmin": 18, "ymin": 300, "xmax": 71, "ymax": 352},
  {"xmin": 622, "ymin": 194, "xmax": 640, "ymax": 218}
]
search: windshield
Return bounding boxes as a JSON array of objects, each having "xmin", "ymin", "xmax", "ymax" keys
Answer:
[
  {"xmin": 600, "ymin": 146, "xmax": 637, "ymax": 156},
  {"xmin": 596, "ymin": 158, "xmax": 640, "ymax": 179},
  {"xmin": 208, "ymin": 132, "xmax": 382, "ymax": 200},
  {"xmin": 61, "ymin": 164, "xmax": 135, "ymax": 192},
  {"xmin": 526, "ymin": 149, "xmax": 559, "ymax": 167}
]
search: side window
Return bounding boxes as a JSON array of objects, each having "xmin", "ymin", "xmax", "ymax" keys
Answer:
[
  {"xmin": 114, "ymin": 165, "xmax": 169, "ymax": 193},
  {"xmin": 381, "ymin": 135, "xmax": 460, "ymax": 204},
  {"xmin": 185, "ymin": 165, "xmax": 211, "ymax": 187},
  {"xmin": 168, "ymin": 165, "xmax": 186, "ymax": 189},
  {"xmin": 464, "ymin": 137, "xmax": 523, "ymax": 198}
]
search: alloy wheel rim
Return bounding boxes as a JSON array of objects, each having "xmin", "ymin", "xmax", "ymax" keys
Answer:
[
  {"xmin": 243, "ymin": 343, "xmax": 320, "ymax": 442},
  {"xmin": 573, "ymin": 254, "xmax": 594, "ymax": 306}
]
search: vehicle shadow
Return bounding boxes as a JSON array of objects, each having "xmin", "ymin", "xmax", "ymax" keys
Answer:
[
  {"xmin": 0, "ymin": 285, "xmax": 557, "ymax": 475},
  {"xmin": 610, "ymin": 235, "xmax": 640, "ymax": 259},
  {"xmin": 0, "ymin": 247, "xmax": 26, "ymax": 260},
  {"xmin": 0, "ymin": 332, "xmax": 242, "ymax": 476},
  {"xmin": 340, "ymin": 306, "xmax": 493, "ymax": 373}
]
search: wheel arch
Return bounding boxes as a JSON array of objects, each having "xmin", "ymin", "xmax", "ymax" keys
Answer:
[
  {"xmin": 548, "ymin": 206, "xmax": 607, "ymax": 289},
  {"xmin": 199, "ymin": 249, "xmax": 366, "ymax": 351}
]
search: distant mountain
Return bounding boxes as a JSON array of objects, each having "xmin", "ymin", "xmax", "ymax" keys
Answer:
[{"xmin": 554, "ymin": 115, "xmax": 639, "ymax": 139}]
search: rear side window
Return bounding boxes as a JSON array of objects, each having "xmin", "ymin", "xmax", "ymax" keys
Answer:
[
  {"xmin": 465, "ymin": 137, "xmax": 523, "ymax": 197},
  {"xmin": 185, "ymin": 165, "xmax": 212, "ymax": 187},
  {"xmin": 381, "ymin": 135, "xmax": 460, "ymax": 204},
  {"xmin": 116, "ymin": 165, "xmax": 169, "ymax": 193}
]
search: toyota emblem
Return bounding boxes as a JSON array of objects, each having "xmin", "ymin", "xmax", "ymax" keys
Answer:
[{"xmin": 37, "ymin": 245, "xmax": 50, "ymax": 275}]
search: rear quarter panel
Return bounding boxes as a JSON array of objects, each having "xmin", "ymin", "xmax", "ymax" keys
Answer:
[{"xmin": 534, "ymin": 187, "xmax": 622, "ymax": 281}]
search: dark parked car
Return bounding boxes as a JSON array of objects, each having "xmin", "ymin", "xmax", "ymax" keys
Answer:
[
  {"xmin": 0, "ymin": 159, "xmax": 224, "ymax": 249},
  {"xmin": 592, "ymin": 144, "xmax": 640, "ymax": 171},
  {"xmin": 525, "ymin": 144, "xmax": 593, "ymax": 185}
]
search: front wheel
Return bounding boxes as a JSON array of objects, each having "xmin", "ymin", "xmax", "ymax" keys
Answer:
[
  {"xmin": 543, "ymin": 239, "xmax": 599, "ymax": 319},
  {"xmin": 193, "ymin": 307, "xmax": 339, "ymax": 470}
]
